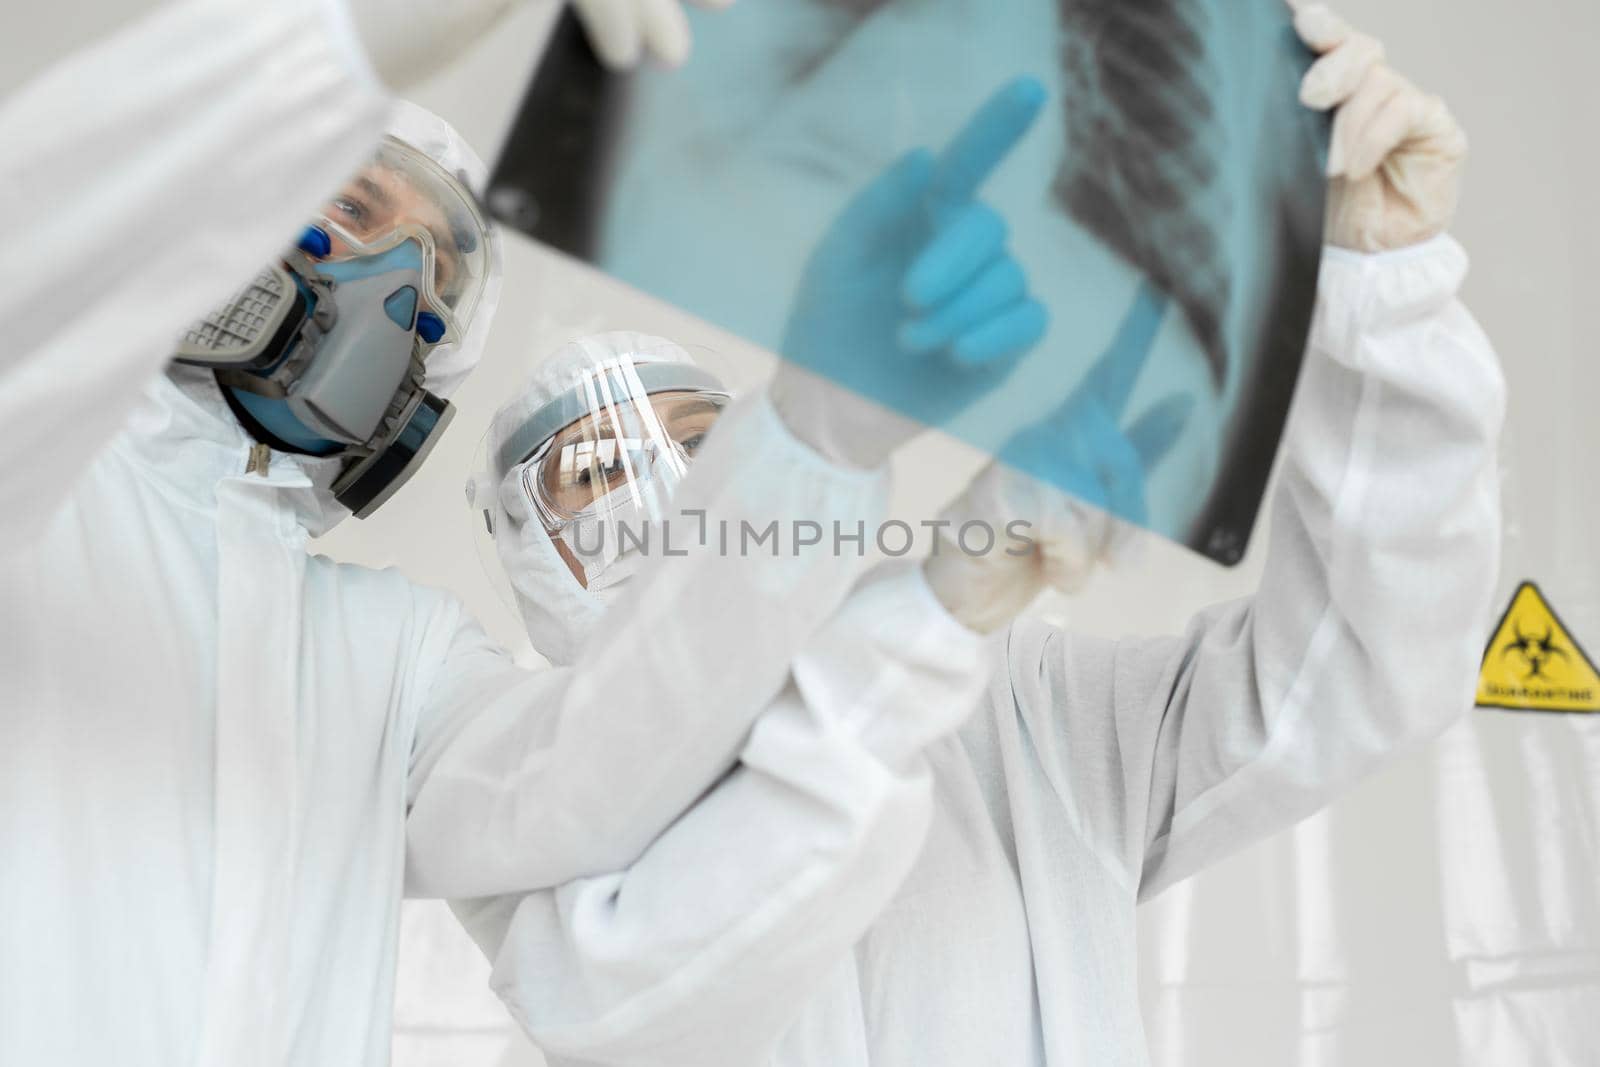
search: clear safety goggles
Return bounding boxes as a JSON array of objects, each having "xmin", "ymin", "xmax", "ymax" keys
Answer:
[
  {"xmin": 519, "ymin": 386, "xmax": 729, "ymax": 532},
  {"xmin": 488, "ymin": 349, "xmax": 731, "ymax": 534},
  {"xmin": 303, "ymin": 135, "xmax": 492, "ymax": 348}
]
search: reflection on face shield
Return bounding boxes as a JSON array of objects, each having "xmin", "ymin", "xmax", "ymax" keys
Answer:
[
  {"xmin": 525, "ymin": 390, "xmax": 727, "ymax": 531},
  {"xmin": 494, "ymin": 355, "xmax": 730, "ymax": 590},
  {"xmin": 310, "ymin": 136, "xmax": 492, "ymax": 347}
]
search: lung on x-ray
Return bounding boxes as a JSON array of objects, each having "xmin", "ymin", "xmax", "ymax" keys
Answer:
[{"xmin": 489, "ymin": 0, "xmax": 1329, "ymax": 565}]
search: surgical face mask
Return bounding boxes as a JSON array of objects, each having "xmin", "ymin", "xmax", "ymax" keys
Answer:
[
  {"xmin": 548, "ymin": 470, "xmax": 683, "ymax": 593},
  {"xmin": 563, "ymin": 511, "xmax": 656, "ymax": 603},
  {"xmin": 174, "ymin": 137, "xmax": 491, "ymax": 517}
]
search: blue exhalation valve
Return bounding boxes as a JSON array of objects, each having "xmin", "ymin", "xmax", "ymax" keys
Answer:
[
  {"xmin": 416, "ymin": 312, "xmax": 447, "ymax": 344},
  {"xmin": 297, "ymin": 226, "xmax": 333, "ymax": 258}
]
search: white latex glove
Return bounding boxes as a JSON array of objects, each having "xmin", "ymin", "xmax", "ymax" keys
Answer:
[
  {"xmin": 573, "ymin": 0, "xmax": 735, "ymax": 69},
  {"xmin": 1294, "ymin": 4, "xmax": 1468, "ymax": 252},
  {"xmin": 922, "ymin": 283, "xmax": 1192, "ymax": 633},
  {"xmin": 922, "ymin": 463, "xmax": 1129, "ymax": 634},
  {"xmin": 346, "ymin": 0, "xmax": 734, "ymax": 89}
]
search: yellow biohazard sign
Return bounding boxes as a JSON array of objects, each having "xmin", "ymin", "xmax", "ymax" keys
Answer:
[{"xmin": 1476, "ymin": 582, "xmax": 1600, "ymax": 713}]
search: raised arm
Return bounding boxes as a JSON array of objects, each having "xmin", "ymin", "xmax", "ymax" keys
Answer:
[
  {"xmin": 0, "ymin": 0, "xmax": 389, "ymax": 549},
  {"xmin": 1008, "ymin": 231, "xmax": 1502, "ymax": 898},
  {"xmin": 452, "ymin": 564, "xmax": 991, "ymax": 1066},
  {"xmin": 403, "ymin": 394, "xmax": 895, "ymax": 897},
  {"xmin": 926, "ymin": 6, "xmax": 1500, "ymax": 897},
  {"xmin": 1133, "ymin": 5, "xmax": 1502, "ymax": 894}
]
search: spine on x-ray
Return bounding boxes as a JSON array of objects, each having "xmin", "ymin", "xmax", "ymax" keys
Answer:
[{"xmin": 1054, "ymin": 0, "xmax": 1232, "ymax": 385}]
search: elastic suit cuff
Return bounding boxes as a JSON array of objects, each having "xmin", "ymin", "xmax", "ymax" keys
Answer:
[{"xmin": 1311, "ymin": 234, "xmax": 1469, "ymax": 363}]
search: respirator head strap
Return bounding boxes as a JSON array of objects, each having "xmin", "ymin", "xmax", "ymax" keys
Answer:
[{"xmin": 212, "ymin": 368, "xmax": 291, "ymax": 400}]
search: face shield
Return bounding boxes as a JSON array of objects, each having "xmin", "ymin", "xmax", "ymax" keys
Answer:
[
  {"xmin": 518, "ymin": 377, "xmax": 728, "ymax": 534},
  {"xmin": 508, "ymin": 358, "xmax": 728, "ymax": 590},
  {"xmin": 472, "ymin": 336, "xmax": 732, "ymax": 611},
  {"xmin": 308, "ymin": 135, "xmax": 493, "ymax": 348}
]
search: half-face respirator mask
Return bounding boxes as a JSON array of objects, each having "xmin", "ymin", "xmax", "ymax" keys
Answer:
[{"xmin": 174, "ymin": 136, "xmax": 492, "ymax": 518}]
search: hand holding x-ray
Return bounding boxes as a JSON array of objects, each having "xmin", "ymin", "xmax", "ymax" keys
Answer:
[
  {"xmin": 924, "ymin": 283, "xmax": 1194, "ymax": 633},
  {"xmin": 1295, "ymin": 4, "xmax": 1469, "ymax": 251},
  {"xmin": 771, "ymin": 78, "xmax": 1052, "ymax": 469}
]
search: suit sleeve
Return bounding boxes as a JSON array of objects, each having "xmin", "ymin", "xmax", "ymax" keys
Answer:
[
  {"xmin": 450, "ymin": 564, "xmax": 993, "ymax": 1067},
  {"xmin": 0, "ymin": 0, "xmax": 389, "ymax": 550},
  {"xmin": 405, "ymin": 394, "xmax": 900, "ymax": 898},
  {"xmin": 1001, "ymin": 236, "xmax": 1505, "ymax": 898}
]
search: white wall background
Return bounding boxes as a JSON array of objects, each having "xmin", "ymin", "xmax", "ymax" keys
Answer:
[{"xmin": 10, "ymin": 1, "xmax": 1596, "ymax": 1064}]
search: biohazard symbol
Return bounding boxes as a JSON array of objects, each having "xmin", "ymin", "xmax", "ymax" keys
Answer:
[
  {"xmin": 1476, "ymin": 582, "xmax": 1600, "ymax": 714},
  {"xmin": 1501, "ymin": 622, "xmax": 1567, "ymax": 681}
]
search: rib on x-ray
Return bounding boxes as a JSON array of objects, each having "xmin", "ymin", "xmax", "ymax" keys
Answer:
[{"xmin": 488, "ymin": 0, "xmax": 1329, "ymax": 565}]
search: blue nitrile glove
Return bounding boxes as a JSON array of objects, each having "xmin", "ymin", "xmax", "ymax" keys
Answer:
[{"xmin": 771, "ymin": 77, "xmax": 1052, "ymax": 469}]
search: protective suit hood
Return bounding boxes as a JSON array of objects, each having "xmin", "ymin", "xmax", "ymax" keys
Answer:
[
  {"xmin": 380, "ymin": 99, "xmax": 504, "ymax": 398},
  {"xmin": 482, "ymin": 332, "xmax": 704, "ymax": 665}
]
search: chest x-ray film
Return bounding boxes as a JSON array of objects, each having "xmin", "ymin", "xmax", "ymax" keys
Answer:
[{"xmin": 490, "ymin": 1, "xmax": 1330, "ymax": 565}]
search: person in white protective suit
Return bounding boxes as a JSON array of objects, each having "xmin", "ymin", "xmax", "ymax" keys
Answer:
[
  {"xmin": 386, "ymin": 332, "xmax": 995, "ymax": 1067},
  {"xmin": 437, "ymin": 8, "xmax": 1506, "ymax": 1066},
  {"xmin": 1140, "ymin": 13, "xmax": 1594, "ymax": 1066},
  {"xmin": 0, "ymin": 2, "xmax": 1025, "ymax": 1066}
]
